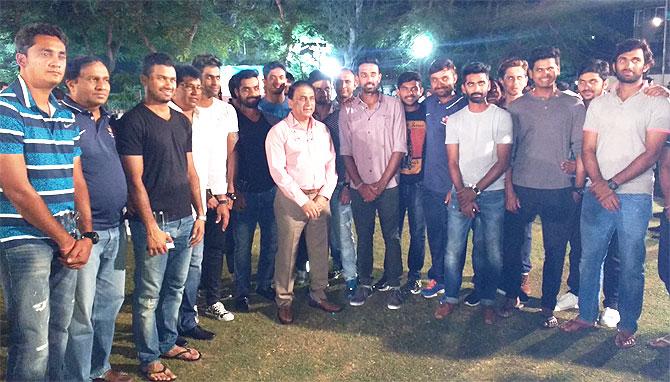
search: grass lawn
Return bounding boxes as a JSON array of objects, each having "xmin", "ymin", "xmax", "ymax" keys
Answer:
[{"xmin": 1, "ymin": 213, "xmax": 669, "ymax": 381}]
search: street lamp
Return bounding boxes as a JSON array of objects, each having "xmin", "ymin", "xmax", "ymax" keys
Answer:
[
  {"xmin": 653, "ymin": 16, "xmax": 664, "ymax": 27},
  {"xmin": 411, "ymin": 34, "xmax": 434, "ymax": 59}
]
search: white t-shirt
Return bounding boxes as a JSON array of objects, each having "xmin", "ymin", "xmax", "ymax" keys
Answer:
[{"xmin": 445, "ymin": 104, "xmax": 513, "ymax": 191}]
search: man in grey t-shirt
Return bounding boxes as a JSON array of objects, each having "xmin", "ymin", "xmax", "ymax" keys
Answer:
[
  {"xmin": 561, "ymin": 39, "xmax": 670, "ymax": 349},
  {"xmin": 500, "ymin": 47, "xmax": 586, "ymax": 328}
]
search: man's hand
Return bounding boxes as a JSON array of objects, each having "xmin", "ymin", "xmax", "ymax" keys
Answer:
[
  {"xmin": 444, "ymin": 190, "xmax": 452, "ymax": 206},
  {"xmin": 572, "ymin": 190, "xmax": 583, "ymax": 204},
  {"xmin": 302, "ymin": 200, "xmax": 321, "ymax": 219},
  {"xmin": 206, "ymin": 195, "xmax": 219, "ymax": 210},
  {"xmin": 147, "ymin": 225, "xmax": 171, "ymax": 256},
  {"xmin": 599, "ymin": 192, "xmax": 620, "ymax": 211},
  {"xmin": 505, "ymin": 189, "xmax": 521, "ymax": 213},
  {"xmin": 371, "ymin": 180, "xmax": 387, "ymax": 196},
  {"xmin": 456, "ymin": 187, "xmax": 476, "ymax": 207},
  {"xmin": 314, "ymin": 195, "xmax": 329, "ymax": 211},
  {"xmin": 339, "ymin": 186, "xmax": 352, "ymax": 205},
  {"xmin": 460, "ymin": 200, "xmax": 479, "ymax": 219},
  {"xmin": 358, "ymin": 184, "xmax": 378, "ymax": 202},
  {"xmin": 644, "ymin": 84, "xmax": 670, "ymax": 98},
  {"xmin": 215, "ymin": 204, "xmax": 230, "ymax": 231},
  {"xmin": 189, "ymin": 219, "xmax": 205, "ymax": 246},
  {"xmin": 589, "ymin": 180, "xmax": 620, "ymax": 211},
  {"xmin": 560, "ymin": 160, "xmax": 577, "ymax": 175},
  {"xmin": 59, "ymin": 239, "xmax": 93, "ymax": 269}
]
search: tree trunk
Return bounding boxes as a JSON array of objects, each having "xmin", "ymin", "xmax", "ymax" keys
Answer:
[{"xmin": 275, "ymin": 0, "xmax": 285, "ymax": 22}]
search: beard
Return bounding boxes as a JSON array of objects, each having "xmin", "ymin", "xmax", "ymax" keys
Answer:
[
  {"xmin": 241, "ymin": 96, "xmax": 261, "ymax": 108},
  {"xmin": 616, "ymin": 71, "xmax": 642, "ymax": 84},
  {"xmin": 467, "ymin": 93, "xmax": 486, "ymax": 103},
  {"xmin": 362, "ymin": 82, "xmax": 380, "ymax": 94}
]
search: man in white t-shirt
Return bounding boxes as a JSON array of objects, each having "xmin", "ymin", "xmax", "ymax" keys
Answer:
[{"xmin": 433, "ymin": 62, "xmax": 513, "ymax": 325}]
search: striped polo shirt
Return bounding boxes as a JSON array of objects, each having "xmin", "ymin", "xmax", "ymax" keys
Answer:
[{"xmin": 0, "ymin": 76, "xmax": 81, "ymax": 249}]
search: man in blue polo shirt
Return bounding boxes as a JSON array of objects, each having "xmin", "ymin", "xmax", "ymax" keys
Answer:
[
  {"xmin": 61, "ymin": 56, "xmax": 130, "ymax": 382},
  {"xmin": 0, "ymin": 23, "xmax": 94, "ymax": 381}
]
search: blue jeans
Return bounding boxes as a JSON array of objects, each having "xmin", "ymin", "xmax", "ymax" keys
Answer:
[
  {"xmin": 399, "ymin": 182, "xmax": 426, "ymax": 281},
  {"xmin": 442, "ymin": 190, "xmax": 504, "ymax": 306},
  {"xmin": 179, "ymin": 240, "xmax": 203, "ymax": 331},
  {"xmin": 422, "ymin": 188, "xmax": 449, "ymax": 284},
  {"xmin": 0, "ymin": 241, "xmax": 77, "ymax": 381},
  {"xmin": 64, "ymin": 226, "xmax": 126, "ymax": 380},
  {"xmin": 660, "ymin": 211, "xmax": 670, "ymax": 293},
  {"xmin": 330, "ymin": 184, "xmax": 357, "ymax": 281},
  {"xmin": 578, "ymin": 192, "xmax": 651, "ymax": 333},
  {"xmin": 130, "ymin": 216, "xmax": 194, "ymax": 367},
  {"xmin": 233, "ymin": 187, "xmax": 277, "ymax": 298}
]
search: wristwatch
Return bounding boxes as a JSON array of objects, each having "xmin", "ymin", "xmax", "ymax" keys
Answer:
[
  {"xmin": 81, "ymin": 231, "xmax": 99, "ymax": 244},
  {"xmin": 470, "ymin": 185, "xmax": 482, "ymax": 196},
  {"xmin": 218, "ymin": 198, "xmax": 229, "ymax": 206},
  {"xmin": 607, "ymin": 179, "xmax": 619, "ymax": 191},
  {"xmin": 197, "ymin": 215, "xmax": 207, "ymax": 222},
  {"xmin": 226, "ymin": 192, "xmax": 237, "ymax": 201}
]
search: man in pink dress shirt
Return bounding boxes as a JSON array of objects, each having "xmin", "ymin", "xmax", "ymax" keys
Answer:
[{"xmin": 265, "ymin": 81, "xmax": 343, "ymax": 325}]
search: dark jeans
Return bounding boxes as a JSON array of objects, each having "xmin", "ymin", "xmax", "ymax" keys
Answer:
[
  {"xmin": 566, "ymin": 201, "xmax": 620, "ymax": 309},
  {"xmin": 399, "ymin": 181, "xmax": 426, "ymax": 281},
  {"xmin": 502, "ymin": 186, "xmax": 575, "ymax": 310},
  {"xmin": 423, "ymin": 188, "xmax": 449, "ymax": 284},
  {"xmin": 660, "ymin": 211, "xmax": 670, "ymax": 294},
  {"xmin": 351, "ymin": 186, "xmax": 402, "ymax": 287},
  {"xmin": 233, "ymin": 187, "xmax": 278, "ymax": 298},
  {"xmin": 199, "ymin": 208, "xmax": 228, "ymax": 307}
]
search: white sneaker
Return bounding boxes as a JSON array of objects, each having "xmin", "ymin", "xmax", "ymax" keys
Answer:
[
  {"xmin": 555, "ymin": 292, "xmax": 579, "ymax": 311},
  {"xmin": 599, "ymin": 307, "xmax": 620, "ymax": 328},
  {"xmin": 205, "ymin": 302, "xmax": 235, "ymax": 322}
]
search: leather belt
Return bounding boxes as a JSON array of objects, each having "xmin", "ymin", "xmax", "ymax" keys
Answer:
[{"xmin": 301, "ymin": 188, "xmax": 319, "ymax": 195}]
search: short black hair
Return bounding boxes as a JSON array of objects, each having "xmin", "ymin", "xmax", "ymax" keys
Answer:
[
  {"xmin": 462, "ymin": 62, "xmax": 491, "ymax": 79},
  {"xmin": 613, "ymin": 38, "xmax": 655, "ymax": 69},
  {"xmin": 497, "ymin": 57, "xmax": 528, "ymax": 80},
  {"xmin": 14, "ymin": 23, "xmax": 68, "ymax": 54},
  {"xmin": 175, "ymin": 65, "xmax": 202, "ymax": 85},
  {"xmin": 287, "ymin": 80, "xmax": 314, "ymax": 100},
  {"xmin": 142, "ymin": 52, "xmax": 174, "ymax": 77},
  {"xmin": 428, "ymin": 57, "xmax": 456, "ymax": 76},
  {"xmin": 191, "ymin": 54, "xmax": 222, "ymax": 71},
  {"xmin": 65, "ymin": 56, "xmax": 105, "ymax": 82},
  {"xmin": 308, "ymin": 70, "xmax": 331, "ymax": 85},
  {"xmin": 356, "ymin": 57, "xmax": 380, "ymax": 73},
  {"xmin": 230, "ymin": 69, "xmax": 259, "ymax": 98},
  {"xmin": 397, "ymin": 71, "xmax": 422, "ymax": 88},
  {"xmin": 578, "ymin": 59, "xmax": 610, "ymax": 81},
  {"xmin": 528, "ymin": 46, "xmax": 561, "ymax": 70},
  {"xmin": 286, "ymin": 72, "xmax": 295, "ymax": 83},
  {"xmin": 262, "ymin": 61, "xmax": 286, "ymax": 78}
]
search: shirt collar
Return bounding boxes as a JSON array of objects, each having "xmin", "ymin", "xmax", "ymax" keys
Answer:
[
  {"xmin": 611, "ymin": 81, "xmax": 649, "ymax": 103},
  {"xmin": 61, "ymin": 95, "xmax": 109, "ymax": 117},
  {"xmin": 286, "ymin": 111, "xmax": 315, "ymax": 130},
  {"xmin": 11, "ymin": 75, "xmax": 63, "ymax": 113}
]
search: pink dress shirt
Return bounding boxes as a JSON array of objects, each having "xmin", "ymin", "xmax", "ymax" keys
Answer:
[{"xmin": 265, "ymin": 113, "xmax": 337, "ymax": 207}]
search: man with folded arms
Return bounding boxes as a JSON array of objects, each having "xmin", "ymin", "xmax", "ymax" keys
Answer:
[{"xmin": 265, "ymin": 81, "xmax": 341, "ymax": 324}]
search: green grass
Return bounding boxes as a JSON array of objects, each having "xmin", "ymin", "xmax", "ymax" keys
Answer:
[{"xmin": 2, "ymin": 213, "xmax": 669, "ymax": 381}]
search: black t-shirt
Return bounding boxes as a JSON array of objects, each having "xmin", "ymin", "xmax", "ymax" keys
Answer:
[
  {"xmin": 235, "ymin": 108, "xmax": 275, "ymax": 192},
  {"xmin": 400, "ymin": 103, "xmax": 427, "ymax": 184},
  {"xmin": 116, "ymin": 103, "xmax": 193, "ymax": 221}
]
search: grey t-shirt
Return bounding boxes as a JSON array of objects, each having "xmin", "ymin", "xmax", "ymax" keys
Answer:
[
  {"xmin": 445, "ymin": 104, "xmax": 513, "ymax": 191},
  {"xmin": 507, "ymin": 91, "xmax": 585, "ymax": 189},
  {"xmin": 584, "ymin": 87, "xmax": 670, "ymax": 195}
]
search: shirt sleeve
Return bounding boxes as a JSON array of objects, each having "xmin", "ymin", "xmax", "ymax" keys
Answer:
[
  {"xmin": 116, "ymin": 112, "xmax": 144, "ymax": 156},
  {"xmin": 0, "ymin": 106, "xmax": 25, "ymax": 154},
  {"xmin": 338, "ymin": 107, "xmax": 353, "ymax": 157},
  {"xmin": 72, "ymin": 126, "xmax": 82, "ymax": 157},
  {"xmin": 495, "ymin": 109, "xmax": 514, "ymax": 144},
  {"xmin": 647, "ymin": 97, "xmax": 670, "ymax": 133},
  {"xmin": 444, "ymin": 114, "xmax": 459, "ymax": 144},
  {"xmin": 571, "ymin": 99, "xmax": 586, "ymax": 157},
  {"xmin": 265, "ymin": 122, "xmax": 310, "ymax": 207},
  {"xmin": 319, "ymin": 127, "xmax": 338, "ymax": 200},
  {"xmin": 391, "ymin": 98, "xmax": 407, "ymax": 153}
]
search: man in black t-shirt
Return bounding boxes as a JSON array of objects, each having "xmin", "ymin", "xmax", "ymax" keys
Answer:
[
  {"xmin": 116, "ymin": 53, "xmax": 205, "ymax": 381},
  {"xmin": 394, "ymin": 72, "xmax": 427, "ymax": 296},
  {"xmin": 228, "ymin": 69, "xmax": 278, "ymax": 313}
]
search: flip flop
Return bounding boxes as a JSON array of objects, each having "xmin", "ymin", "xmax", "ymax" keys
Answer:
[
  {"xmin": 541, "ymin": 315, "xmax": 559, "ymax": 329},
  {"xmin": 161, "ymin": 347, "xmax": 201, "ymax": 362},
  {"xmin": 141, "ymin": 363, "xmax": 177, "ymax": 382},
  {"xmin": 615, "ymin": 331, "xmax": 637, "ymax": 349},
  {"xmin": 647, "ymin": 335, "xmax": 670, "ymax": 349},
  {"xmin": 560, "ymin": 318, "xmax": 595, "ymax": 333}
]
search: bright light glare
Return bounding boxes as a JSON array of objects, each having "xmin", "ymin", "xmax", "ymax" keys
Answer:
[
  {"xmin": 411, "ymin": 34, "xmax": 434, "ymax": 59},
  {"xmin": 321, "ymin": 56, "xmax": 342, "ymax": 79},
  {"xmin": 653, "ymin": 16, "xmax": 664, "ymax": 27}
]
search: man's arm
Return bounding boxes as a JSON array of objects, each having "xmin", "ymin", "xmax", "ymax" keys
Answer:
[
  {"xmin": 371, "ymin": 152, "xmax": 404, "ymax": 193},
  {"xmin": 0, "ymin": 153, "xmax": 76, "ymax": 253},
  {"xmin": 582, "ymin": 131, "xmax": 619, "ymax": 211},
  {"xmin": 120, "ymin": 155, "xmax": 170, "ymax": 255},
  {"xmin": 186, "ymin": 152, "xmax": 205, "ymax": 245},
  {"xmin": 659, "ymin": 146, "xmax": 670, "ymax": 219},
  {"xmin": 65, "ymin": 156, "xmax": 93, "ymax": 268},
  {"xmin": 226, "ymin": 132, "xmax": 238, "ymax": 195},
  {"xmin": 609, "ymin": 131, "xmax": 668, "ymax": 186},
  {"xmin": 474, "ymin": 143, "xmax": 511, "ymax": 192}
]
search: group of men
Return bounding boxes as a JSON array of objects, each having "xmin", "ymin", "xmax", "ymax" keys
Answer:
[{"xmin": 0, "ymin": 21, "xmax": 669, "ymax": 382}]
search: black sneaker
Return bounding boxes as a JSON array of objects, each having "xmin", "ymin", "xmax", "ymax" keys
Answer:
[
  {"xmin": 349, "ymin": 285, "xmax": 373, "ymax": 306},
  {"xmin": 519, "ymin": 291, "xmax": 530, "ymax": 304},
  {"xmin": 401, "ymin": 279, "xmax": 422, "ymax": 295},
  {"xmin": 181, "ymin": 325, "xmax": 215, "ymax": 341},
  {"xmin": 234, "ymin": 296, "xmax": 250, "ymax": 313},
  {"xmin": 387, "ymin": 288, "xmax": 404, "ymax": 310},
  {"xmin": 256, "ymin": 287, "xmax": 275, "ymax": 301},
  {"xmin": 464, "ymin": 290, "xmax": 481, "ymax": 307},
  {"xmin": 373, "ymin": 277, "xmax": 391, "ymax": 292}
]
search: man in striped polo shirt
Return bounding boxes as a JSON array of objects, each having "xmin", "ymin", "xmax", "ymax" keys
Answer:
[{"xmin": 0, "ymin": 23, "xmax": 94, "ymax": 381}]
